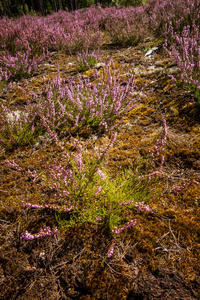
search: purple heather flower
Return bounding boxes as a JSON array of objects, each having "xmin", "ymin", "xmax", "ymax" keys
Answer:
[
  {"xmin": 94, "ymin": 186, "xmax": 102, "ymax": 196},
  {"xmin": 95, "ymin": 217, "xmax": 102, "ymax": 222},
  {"xmin": 134, "ymin": 201, "xmax": 152, "ymax": 212},
  {"xmin": 107, "ymin": 241, "xmax": 116, "ymax": 258},
  {"xmin": 120, "ymin": 199, "xmax": 134, "ymax": 206},
  {"xmin": 111, "ymin": 219, "xmax": 138, "ymax": 235},
  {"xmin": 97, "ymin": 168, "xmax": 105, "ymax": 180},
  {"xmin": 21, "ymin": 226, "xmax": 58, "ymax": 240}
]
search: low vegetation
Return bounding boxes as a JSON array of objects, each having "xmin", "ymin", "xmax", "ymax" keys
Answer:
[{"xmin": 0, "ymin": 1, "xmax": 200, "ymax": 299}]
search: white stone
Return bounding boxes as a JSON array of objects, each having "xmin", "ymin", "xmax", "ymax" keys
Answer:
[
  {"xmin": 94, "ymin": 63, "xmax": 106, "ymax": 69},
  {"xmin": 145, "ymin": 47, "xmax": 159, "ymax": 58}
]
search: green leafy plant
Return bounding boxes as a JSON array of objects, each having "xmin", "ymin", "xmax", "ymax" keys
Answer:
[
  {"xmin": 8, "ymin": 133, "xmax": 159, "ymax": 253},
  {"xmin": 7, "ymin": 113, "xmax": 169, "ymax": 258}
]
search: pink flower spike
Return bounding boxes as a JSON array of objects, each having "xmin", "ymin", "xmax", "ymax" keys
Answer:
[
  {"xmin": 107, "ymin": 241, "xmax": 116, "ymax": 258},
  {"xmin": 134, "ymin": 201, "xmax": 152, "ymax": 212},
  {"xmin": 97, "ymin": 168, "xmax": 105, "ymax": 180},
  {"xmin": 94, "ymin": 186, "xmax": 102, "ymax": 197}
]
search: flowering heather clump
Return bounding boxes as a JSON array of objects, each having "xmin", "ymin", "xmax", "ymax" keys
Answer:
[
  {"xmin": 15, "ymin": 133, "xmax": 114, "ymax": 207},
  {"xmin": 165, "ymin": 25, "xmax": 200, "ymax": 103},
  {"xmin": 7, "ymin": 130, "xmax": 156, "ymax": 245},
  {"xmin": 0, "ymin": 58, "xmax": 138, "ymax": 148},
  {"xmin": 145, "ymin": 0, "xmax": 200, "ymax": 38},
  {"xmin": 0, "ymin": 15, "xmax": 52, "ymax": 55},
  {"xmin": 41, "ymin": 135, "xmax": 116, "ymax": 213},
  {"xmin": 75, "ymin": 48, "xmax": 102, "ymax": 72},
  {"xmin": 105, "ymin": 6, "xmax": 149, "ymax": 46},
  {"xmin": 11, "ymin": 134, "xmax": 119, "ymax": 240},
  {"xmin": 37, "ymin": 60, "xmax": 139, "ymax": 134},
  {"xmin": 47, "ymin": 9, "xmax": 103, "ymax": 53},
  {"xmin": 6, "ymin": 124, "xmax": 161, "ymax": 255},
  {"xmin": 0, "ymin": 9, "xmax": 103, "ymax": 81},
  {"xmin": 0, "ymin": 15, "xmax": 52, "ymax": 81},
  {"xmin": 0, "ymin": 47, "xmax": 49, "ymax": 82}
]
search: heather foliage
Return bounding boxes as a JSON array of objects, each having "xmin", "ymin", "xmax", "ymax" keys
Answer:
[
  {"xmin": 37, "ymin": 60, "xmax": 138, "ymax": 134},
  {"xmin": 8, "ymin": 131, "xmax": 159, "ymax": 253},
  {"xmin": 5, "ymin": 2, "xmax": 200, "ymax": 83},
  {"xmin": 0, "ymin": 61, "xmax": 138, "ymax": 150},
  {"xmin": 75, "ymin": 48, "xmax": 102, "ymax": 72},
  {"xmin": 165, "ymin": 25, "xmax": 200, "ymax": 103},
  {"xmin": 0, "ymin": 103, "xmax": 39, "ymax": 149},
  {"xmin": 0, "ymin": 5, "xmax": 148, "ymax": 83},
  {"xmin": 145, "ymin": 0, "xmax": 200, "ymax": 38},
  {"xmin": 0, "ymin": 48, "xmax": 48, "ymax": 81},
  {"xmin": 0, "ymin": 10, "xmax": 103, "ymax": 82},
  {"xmin": 144, "ymin": 0, "xmax": 200, "ymax": 103},
  {"xmin": 105, "ymin": 6, "xmax": 149, "ymax": 46}
]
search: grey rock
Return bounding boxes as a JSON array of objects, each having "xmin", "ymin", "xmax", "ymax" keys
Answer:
[
  {"xmin": 132, "ymin": 65, "xmax": 164, "ymax": 76},
  {"xmin": 165, "ymin": 66, "xmax": 179, "ymax": 75},
  {"xmin": 141, "ymin": 66, "xmax": 164, "ymax": 76}
]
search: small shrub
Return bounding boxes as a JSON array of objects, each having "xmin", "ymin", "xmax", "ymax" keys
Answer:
[
  {"xmin": 105, "ymin": 6, "xmax": 149, "ymax": 46},
  {"xmin": 75, "ymin": 48, "xmax": 102, "ymax": 72},
  {"xmin": 0, "ymin": 47, "xmax": 49, "ymax": 82},
  {"xmin": 8, "ymin": 133, "xmax": 156, "ymax": 254},
  {"xmin": 165, "ymin": 24, "xmax": 200, "ymax": 104},
  {"xmin": 37, "ymin": 60, "xmax": 139, "ymax": 134},
  {"xmin": 145, "ymin": 0, "xmax": 200, "ymax": 38}
]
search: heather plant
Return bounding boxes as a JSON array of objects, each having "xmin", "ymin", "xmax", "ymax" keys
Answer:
[
  {"xmin": 6, "ymin": 114, "xmax": 169, "ymax": 259},
  {"xmin": 0, "ymin": 15, "xmax": 51, "ymax": 81},
  {"xmin": 165, "ymin": 25, "xmax": 200, "ymax": 103},
  {"xmin": 53, "ymin": 22, "xmax": 102, "ymax": 54},
  {"xmin": 0, "ymin": 15, "xmax": 50, "ymax": 55},
  {"xmin": 0, "ymin": 47, "xmax": 49, "ymax": 82},
  {"xmin": 105, "ymin": 6, "xmax": 149, "ymax": 46},
  {"xmin": 75, "ymin": 48, "xmax": 102, "ymax": 72},
  {"xmin": 36, "ymin": 60, "xmax": 139, "ymax": 134},
  {"xmin": 145, "ymin": 0, "xmax": 200, "ymax": 38},
  {"xmin": 36, "ymin": 9, "xmax": 103, "ymax": 53},
  {"xmin": 0, "ymin": 17, "xmax": 21, "ymax": 54},
  {"xmin": 0, "ymin": 103, "xmax": 40, "ymax": 150},
  {"xmin": 7, "ymin": 133, "xmax": 156, "ymax": 252},
  {"xmin": 0, "ymin": 9, "xmax": 103, "ymax": 77},
  {"xmin": 0, "ymin": 60, "xmax": 138, "ymax": 149}
]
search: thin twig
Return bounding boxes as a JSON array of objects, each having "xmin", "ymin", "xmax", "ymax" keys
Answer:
[
  {"xmin": 105, "ymin": 260, "xmax": 133, "ymax": 278},
  {"xmin": 156, "ymin": 232, "xmax": 170, "ymax": 244},
  {"xmin": 168, "ymin": 220, "xmax": 178, "ymax": 245}
]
